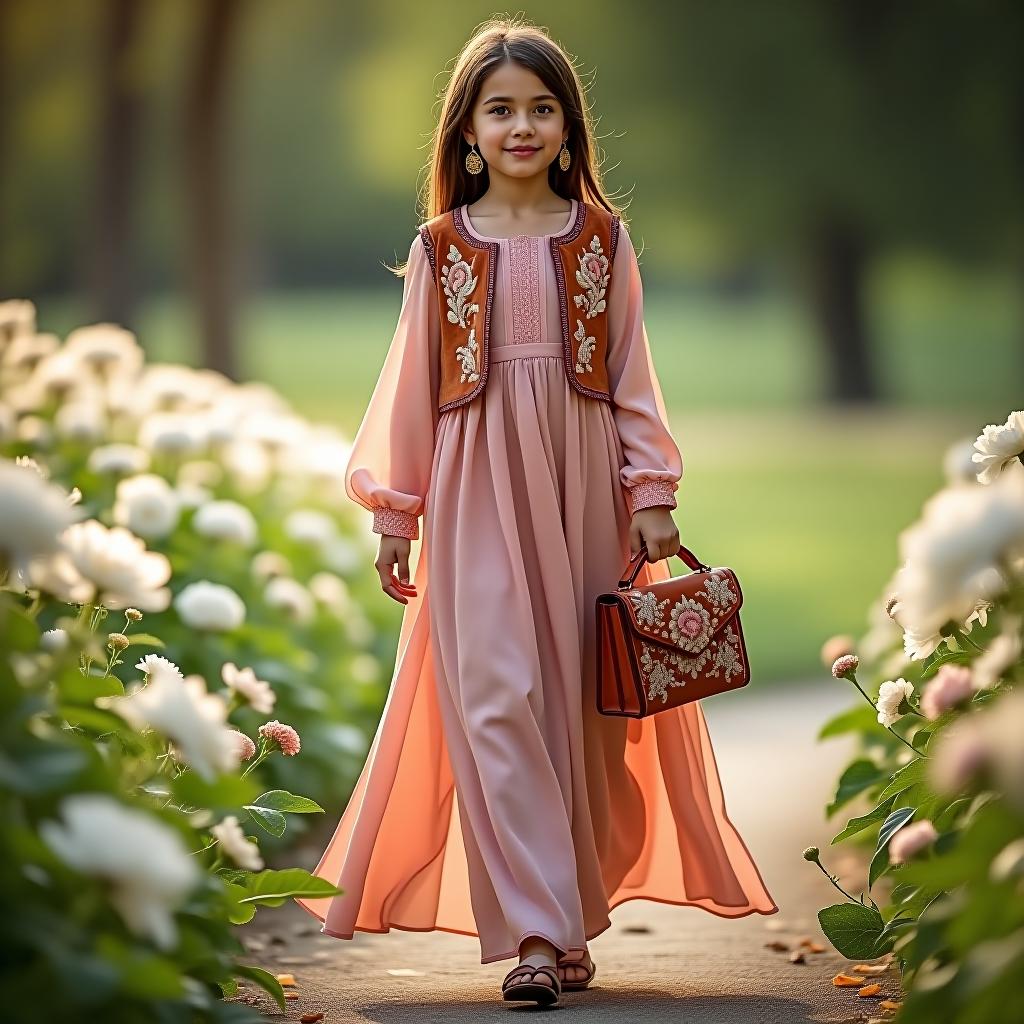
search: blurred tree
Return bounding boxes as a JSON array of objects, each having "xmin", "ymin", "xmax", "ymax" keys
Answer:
[
  {"xmin": 645, "ymin": 0, "xmax": 1024, "ymax": 403},
  {"xmin": 184, "ymin": 0, "xmax": 241, "ymax": 379},
  {"xmin": 92, "ymin": 0, "xmax": 143, "ymax": 329}
]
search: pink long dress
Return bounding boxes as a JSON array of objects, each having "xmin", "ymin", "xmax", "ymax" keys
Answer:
[{"xmin": 296, "ymin": 198, "xmax": 778, "ymax": 964}]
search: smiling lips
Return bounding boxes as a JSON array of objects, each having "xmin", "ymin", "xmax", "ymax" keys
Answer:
[{"xmin": 506, "ymin": 146, "xmax": 540, "ymax": 153}]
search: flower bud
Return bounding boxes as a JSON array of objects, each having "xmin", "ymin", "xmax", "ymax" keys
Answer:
[
  {"xmin": 125, "ymin": 607, "xmax": 143, "ymax": 622},
  {"xmin": 803, "ymin": 846, "xmax": 820, "ymax": 862},
  {"xmin": 106, "ymin": 632, "xmax": 130, "ymax": 651}
]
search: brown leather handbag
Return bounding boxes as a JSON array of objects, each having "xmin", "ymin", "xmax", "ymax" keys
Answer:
[{"xmin": 596, "ymin": 543, "xmax": 750, "ymax": 717}]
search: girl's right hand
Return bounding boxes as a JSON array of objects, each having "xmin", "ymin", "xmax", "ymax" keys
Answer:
[{"xmin": 375, "ymin": 535, "xmax": 418, "ymax": 604}]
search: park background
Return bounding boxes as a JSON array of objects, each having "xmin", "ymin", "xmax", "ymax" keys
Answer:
[{"xmin": 4, "ymin": 0, "xmax": 1021, "ymax": 686}]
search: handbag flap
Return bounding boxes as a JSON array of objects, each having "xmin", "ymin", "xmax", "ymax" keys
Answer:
[{"xmin": 616, "ymin": 568, "xmax": 743, "ymax": 657}]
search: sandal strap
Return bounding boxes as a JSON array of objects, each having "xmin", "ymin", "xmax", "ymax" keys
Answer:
[{"xmin": 503, "ymin": 963, "xmax": 560, "ymax": 990}]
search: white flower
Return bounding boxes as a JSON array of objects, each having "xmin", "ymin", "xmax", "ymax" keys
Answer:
[
  {"xmin": 64, "ymin": 323, "xmax": 144, "ymax": 377},
  {"xmin": 15, "ymin": 415, "xmax": 52, "ymax": 446},
  {"xmin": 309, "ymin": 571, "xmax": 351, "ymax": 612},
  {"xmin": 0, "ymin": 299, "xmax": 37, "ymax": 342},
  {"xmin": 876, "ymin": 677, "xmax": 915, "ymax": 728},
  {"xmin": 40, "ymin": 627, "xmax": 69, "ymax": 652},
  {"xmin": 137, "ymin": 411, "xmax": 206, "ymax": 456},
  {"xmin": 284, "ymin": 509, "xmax": 338, "ymax": 547},
  {"xmin": 192, "ymin": 500, "xmax": 258, "ymax": 547},
  {"xmin": 219, "ymin": 439, "xmax": 271, "ymax": 493},
  {"xmin": 210, "ymin": 815, "xmax": 264, "ymax": 870},
  {"xmin": 323, "ymin": 536, "xmax": 361, "ymax": 575},
  {"xmin": 2, "ymin": 332, "xmax": 59, "ymax": 374},
  {"xmin": 59, "ymin": 520, "xmax": 172, "ymax": 611},
  {"xmin": 892, "ymin": 470, "xmax": 1024, "ymax": 653},
  {"xmin": 221, "ymin": 661, "xmax": 276, "ymax": 714},
  {"xmin": 112, "ymin": 474, "xmax": 181, "ymax": 540},
  {"xmin": 176, "ymin": 460, "xmax": 223, "ymax": 488},
  {"xmin": 0, "ymin": 458, "xmax": 83, "ymax": 572},
  {"xmin": 263, "ymin": 576, "xmax": 315, "ymax": 625},
  {"xmin": 135, "ymin": 653, "xmax": 184, "ymax": 680},
  {"xmin": 98, "ymin": 664, "xmax": 240, "ymax": 780},
  {"xmin": 971, "ymin": 613, "xmax": 1022, "ymax": 690},
  {"xmin": 944, "ymin": 437, "xmax": 986, "ymax": 485},
  {"xmin": 88, "ymin": 443, "xmax": 151, "ymax": 476},
  {"xmin": 174, "ymin": 581, "xmax": 246, "ymax": 632},
  {"xmin": 251, "ymin": 550, "xmax": 293, "ymax": 582},
  {"xmin": 54, "ymin": 401, "xmax": 106, "ymax": 443},
  {"xmin": 39, "ymin": 793, "xmax": 199, "ymax": 950},
  {"xmin": 973, "ymin": 410, "xmax": 1024, "ymax": 484}
]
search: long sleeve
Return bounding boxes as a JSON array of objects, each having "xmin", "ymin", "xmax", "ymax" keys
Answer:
[
  {"xmin": 605, "ymin": 223, "xmax": 684, "ymax": 514},
  {"xmin": 344, "ymin": 233, "xmax": 441, "ymax": 540}
]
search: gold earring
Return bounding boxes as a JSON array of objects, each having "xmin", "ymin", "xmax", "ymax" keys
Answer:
[
  {"xmin": 558, "ymin": 141, "xmax": 571, "ymax": 171},
  {"xmin": 465, "ymin": 142, "xmax": 484, "ymax": 175}
]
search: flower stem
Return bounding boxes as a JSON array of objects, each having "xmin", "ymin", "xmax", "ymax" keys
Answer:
[{"xmin": 814, "ymin": 860, "xmax": 861, "ymax": 904}]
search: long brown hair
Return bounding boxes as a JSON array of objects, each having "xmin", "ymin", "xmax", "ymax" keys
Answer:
[{"xmin": 389, "ymin": 15, "xmax": 627, "ymax": 277}]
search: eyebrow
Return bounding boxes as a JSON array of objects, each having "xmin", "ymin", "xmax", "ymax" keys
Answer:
[{"xmin": 482, "ymin": 94, "xmax": 558, "ymax": 104}]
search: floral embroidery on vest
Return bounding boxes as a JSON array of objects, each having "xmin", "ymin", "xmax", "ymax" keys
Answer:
[
  {"xmin": 574, "ymin": 319, "xmax": 596, "ymax": 374},
  {"xmin": 442, "ymin": 243, "xmax": 481, "ymax": 383},
  {"xmin": 455, "ymin": 328, "xmax": 480, "ymax": 384},
  {"xmin": 573, "ymin": 234, "xmax": 609, "ymax": 319}
]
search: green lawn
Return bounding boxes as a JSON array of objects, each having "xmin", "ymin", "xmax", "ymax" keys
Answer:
[{"xmin": 37, "ymin": 284, "xmax": 1016, "ymax": 683}]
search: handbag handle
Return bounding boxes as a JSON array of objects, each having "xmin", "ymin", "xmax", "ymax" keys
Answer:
[{"xmin": 617, "ymin": 542, "xmax": 713, "ymax": 590}]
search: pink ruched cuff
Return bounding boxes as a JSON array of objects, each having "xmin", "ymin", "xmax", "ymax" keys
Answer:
[
  {"xmin": 372, "ymin": 506, "xmax": 419, "ymax": 540},
  {"xmin": 627, "ymin": 479, "xmax": 678, "ymax": 513}
]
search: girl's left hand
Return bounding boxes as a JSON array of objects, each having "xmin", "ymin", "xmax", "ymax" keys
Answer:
[{"xmin": 629, "ymin": 506, "xmax": 679, "ymax": 563}]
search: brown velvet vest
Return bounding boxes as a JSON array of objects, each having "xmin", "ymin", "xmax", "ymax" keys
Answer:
[{"xmin": 418, "ymin": 200, "xmax": 620, "ymax": 413}]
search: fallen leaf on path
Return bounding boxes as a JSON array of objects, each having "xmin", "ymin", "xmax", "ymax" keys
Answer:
[
  {"xmin": 386, "ymin": 968, "xmax": 425, "ymax": 976},
  {"xmin": 789, "ymin": 951, "xmax": 806, "ymax": 964},
  {"xmin": 798, "ymin": 938, "xmax": 827, "ymax": 952},
  {"xmin": 275, "ymin": 973, "xmax": 296, "ymax": 986},
  {"xmin": 832, "ymin": 973, "xmax": 864, "ymax": 987},
  {"xmin": 858, "ymin": 983, "xmax": 882, "ymax": 997},
  {"xmin": 880, "ymin": 1000, "xmax": 902, "ymax": 1010},
  {"xmin": 765, "ymin": 940, "xmax": 789, "ymax": 951},
  {"xmin": 299, "ymin": 1015, "xmax": 325, "ymax": 1023},
  {"xmin": 284, "ymin": 991, "xmax": 300, "ymax": 1000},
  {"xmin": 852, "ymin": 964, "xmax": 888, "ymax": 975}
]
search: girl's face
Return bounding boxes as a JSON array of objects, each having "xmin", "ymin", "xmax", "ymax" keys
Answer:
[{"xmin": 463, "ymin": 62, "xmax": 568, "ymax": 180}]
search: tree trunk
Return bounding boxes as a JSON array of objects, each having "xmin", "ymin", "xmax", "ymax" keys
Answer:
[
  {"xmin": 183, "ymin": 0, "xmax": 240, "ymax": 379},
  {"xmin": 92, "ymin": 0, "xmax": 143, "ymax": 328},
  {"xmin": 805, "ymin": 214, "xmax": 876, "ymax": 404}
]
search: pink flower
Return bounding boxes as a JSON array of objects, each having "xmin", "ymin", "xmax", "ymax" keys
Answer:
[
  {"xmin": 675, "ymin": 609, "xmax": 703, "ymax": 639},
  {"xmin": 227, "ymin": 729, "xmax": 257, "ymax": 761},
  {"xmin": 889, "ymin": 820, "xmax": 938, "ymax": 865},
  {"xmin": 928, "ymin": 718, "xmax": 988, "ymax": 794},
  {"xmin": 920, "ymin": 665, "xmax": 974, "ymax": 720},
  {"xmin": 259, "ymin": 719, "xmax": 301, "ymax": 756},
  {"xmin": 447, "ymin": 265, "xmax": 467, "ymax": 290},
  {"xmin": 831, "ymin": 654, "xmax": 860, "ymax": 679},
  {"xmin": 821, "ymin": 634, "xmax": 855, "ymax": 668}
]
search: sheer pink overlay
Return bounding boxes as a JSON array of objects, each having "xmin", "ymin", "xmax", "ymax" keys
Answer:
[{"xmin": 297, "ymin": 202, "xmax": 777, "ymax": 963}]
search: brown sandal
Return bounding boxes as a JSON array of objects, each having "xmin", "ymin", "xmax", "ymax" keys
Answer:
[
  {"xmin": 502, "ymin": 957, "xmax": 561, "ymax": 1006},
  {"xmin": 557, "ymin": 950, "xmax": 597, "ymax": 991}
]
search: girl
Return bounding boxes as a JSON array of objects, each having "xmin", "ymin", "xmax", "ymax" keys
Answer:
[{"xmin": 296, "ymin": 17, "xmax": 777, "ymax": 1006}]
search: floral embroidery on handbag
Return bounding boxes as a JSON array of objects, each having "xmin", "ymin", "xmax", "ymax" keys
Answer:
[
  {"xmin": 442, "ymin": 244, "xmax": 479, "ymax": 329},
  {"xmin": 626, "ymin": 572, "xmax": 745, "ymax": 703},
  {"xmin": 455, "ymin": 327, "xmax": 480, "ymax": 384},
  {"xmin": 573, "ymin": 234, "xmax": 609, "ymax": 319},
  {"xmin": 574, "ymin": 319, "xmax": 596, "ymax": 373}
]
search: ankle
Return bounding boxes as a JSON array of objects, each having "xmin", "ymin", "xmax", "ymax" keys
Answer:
[{"xmin": 518, "ymin": 937, "xmax": 558, "ymax": 962}]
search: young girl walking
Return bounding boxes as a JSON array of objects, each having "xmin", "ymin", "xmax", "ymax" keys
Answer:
[{"xmin": 296, "ymin": 17, "xmax": 777, "ymax": 1006}]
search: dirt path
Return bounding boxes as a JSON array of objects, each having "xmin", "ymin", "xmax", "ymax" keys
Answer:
[{"xmin": 230, "ymin": 681, "xmax": 903, "ymax": 1022}]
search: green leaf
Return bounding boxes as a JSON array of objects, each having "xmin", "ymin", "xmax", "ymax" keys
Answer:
[
  {"xmin": 233, "ymin": 964, "xmax": 285, "ymax": 1012},
  {"xmin": 877, "ymin": 757, "xmax": 929, "ymax": 801},
  {"xmin": 832, "ymin": 794, "xmax": 897, "ymax": 845},
  {"xmin": 868, "ymin": 806, "xmax": 916, "ymax": 888},
  {"xmin": 920, "ymin": 648, "xmax": 971, "ymax": 680},
  {"xmin": 251, "ymin": 789, "xmax": 324, "ymax": 814},
  {"xmin": 123, "ymin": 632, "xmax": 165, "ymax": 648},
  {"xmin": 222, "ymin": 881, "xmax": 257, "ymax": 925},
  {"xmin": 245, "ymin": 805, "xmax": 287, "ymax": 837},
  {"xmin": 172, "ymin": 771, "xmax": 260, "ymax": 812},
  {"xmin": 60, "ymin": 667, "xmax": 124, "ymax": 703},
  {"xmin": 827, "ymin": 759, "xmax": 886, "ymax": 817},
  {"xmin": 237, "ymin": 867, "xmax": 344, "ymax": 906},
  {"xmin": 817, "ymin": 902, "xmax": 890, "ymax": 960},
  {"xmin": 817, "ymin": 703, "xmax": 878, "ymax": 740},
  {"xmin": 2, "ymin": 604, "xmax": 40, "ymax": 651}
]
